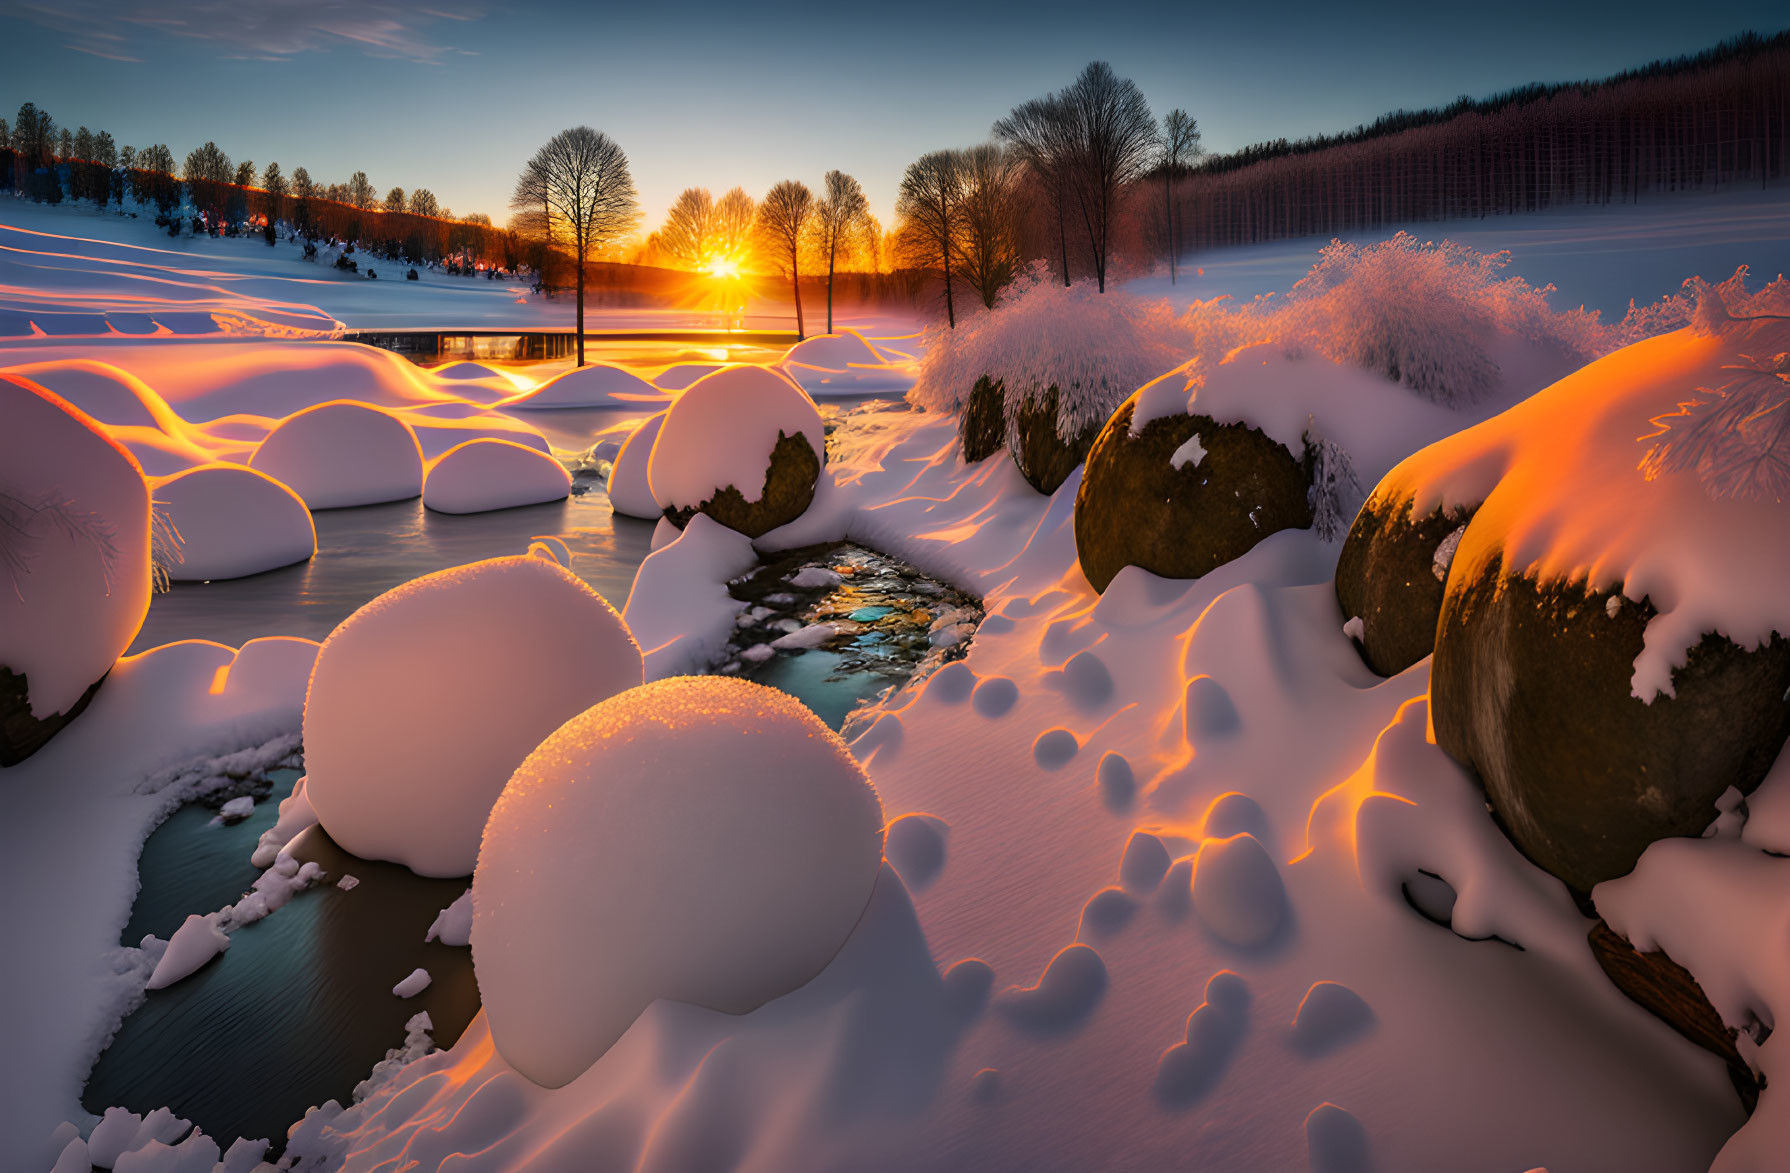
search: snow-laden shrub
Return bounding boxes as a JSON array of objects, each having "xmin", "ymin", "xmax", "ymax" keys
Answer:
[
  {"xmin": 1640, "ymin": 268, "xmax": 1790, "ymax": 502},
  {"xmin": 1303, "ymin": 421, "xmax": 1365, "ymax": 542},
  {"xmin": 910, "ymin": 264, "xmax": 1189, "ymax": 442},
  {"xmin": 1274, "ymin": 233, "xmax": 1599, "ymax": 408}
]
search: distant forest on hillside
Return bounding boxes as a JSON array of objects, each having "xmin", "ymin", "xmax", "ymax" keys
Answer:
[{"xmin": 1161, "ymin": 31, "xmax": 1790, "ymax": 252}]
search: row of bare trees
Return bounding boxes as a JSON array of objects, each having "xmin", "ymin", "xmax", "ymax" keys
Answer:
[{"xmin": 892, "ymin": 61, "xmax": 1199, "ymax": 324}]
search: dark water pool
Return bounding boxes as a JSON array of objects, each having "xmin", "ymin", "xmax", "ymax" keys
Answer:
[{"xmin": 86, "ymin": 770, "xmax": 480, "ymax": 1151}]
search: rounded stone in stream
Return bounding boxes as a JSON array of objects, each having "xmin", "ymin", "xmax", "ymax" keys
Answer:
[
  {"xmin": 1431, "ymin": 565, "xmax": 1790, "ymax": 897},
  {"xmin": 1012, "ymin": 387, "xmax": 1102, "ymax": 495},
  {"xmin": 1074, "ymin": 396, "xmax": 1313, "ymax": 594},
  {"xmin": 1335, "ymin": 495, "xmax": 1478, "ymax": 676},
  {"xmin": 959, "ymin": 375, "xmax": 1005, "ymax": 464},
  {"xmin": 661, "ymin": 430, "xmax": 821, "ymax": 539}
]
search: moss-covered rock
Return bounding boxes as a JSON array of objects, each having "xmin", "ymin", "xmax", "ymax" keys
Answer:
[
  {"xmin": 1074, "ymin": 396, "xmax": 1315, "ymax": 593},
  {"xmin": 1335, "ymin": 495, "xmax": 1478, "ymax": 676},
  {"xmin": 0, "ymin": 666, "xmax": 105, "ymax": 767},
  {"xmin": 1010, "ymin": 387, "xmax": 1104, "ymax": 495},
  {"xmin": 662, "ymin": 430, "xmax": 821, "ymax": 540},
  {"xmin": 958, "ymin": 376, "xmax": 1005, "ymax": 464},
  {"xmin": 1431, "ymin": 564, "xmax": 1790, "ymax": 898}
]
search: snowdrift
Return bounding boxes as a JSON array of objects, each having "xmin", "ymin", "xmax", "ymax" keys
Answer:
[
  {"xmin": 153, "ymin": 463, "xmax": 316, "ymax": 580},
  {"xmin": 500, "ymin": 362, "xmax": 672, "ymax": 410},
  {"xmin": 248, "ymin": 401, "xmax": 424, "ymax": 510},
  {"xmin": 422, "ymin": 438, "xmax": 572, "ymax": 514}
]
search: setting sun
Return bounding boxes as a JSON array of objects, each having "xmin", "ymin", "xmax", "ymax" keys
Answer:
[{"xmin": 706, "ymin": 257, "xmax": 741, "ymax": 280}]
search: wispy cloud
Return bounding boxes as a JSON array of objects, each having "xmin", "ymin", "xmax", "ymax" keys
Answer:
[{"xmin": 4, "ymin": 0, "xmax": 486, "ymax": 65}]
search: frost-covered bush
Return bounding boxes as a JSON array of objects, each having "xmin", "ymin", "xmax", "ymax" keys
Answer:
[
  {"xmin": 1640, "ymin": 269, "xmax": 1790, "ymax": 503},
  {"xmin": 910, "ymin": 265, "xmax": 1189, "ymax": 443},
  {"xmin": 1273, "ymin": 233, "xmax": 1600, "ymax": 408}
]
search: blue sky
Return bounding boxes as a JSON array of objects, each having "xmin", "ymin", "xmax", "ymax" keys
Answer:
[{"xmin": 4, "ymin": 1, "xmax": 1783, "ymax": 234}]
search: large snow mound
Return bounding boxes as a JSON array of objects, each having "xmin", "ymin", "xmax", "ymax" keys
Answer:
[
  {"xmin": 303, "ymin": 552, "xmax": 643, "ymax": 877},
  {"xmin": 471, "ymin": 675, "xmax": 885, "ymax": 1087},
  {"xmin": 153, "ymin": 463, "xmax": 316, "ymax": 580},
  {"xmin": 605, "ymin": 410, "xmax": 667, "ymax": 521},
  {"xmin": 1369, "ymin": 282, "xmax": 1790, "ymax": 699},
  {"xmin": 0, "ymin": 375, "xmax": 152, "ymax": 716},
  {"xmin": 501, "ymin": 363, "xmax": 672, "ymax": 410},
  {"xmin": 1, "ymin": 359, "xmax": 230, "ymax": 475},
  {"xmin": 248, "ymin": 400, "xmax": 424, "ymax": 510},
  {"xmin": 647, "ymin": 365, "xmax": 824, "ymax": 512},
  {"xmin": 422, "ymin": 439, "xmax": 571, "ymax": 515},
  {"xmin": 782, "ymin": 329, "xmax": 916, "ymax": 396}
]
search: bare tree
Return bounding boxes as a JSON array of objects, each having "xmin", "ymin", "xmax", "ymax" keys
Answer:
[
  {"xmin": 812, "ymin": 170, "xmax": 870, "ymax": 333},
  {"xmin": 714, "ymin": 187, "xmax": 755, "ymax": 265},
  {"xmin": 994, "ymin": 94, "xmax": 1076, "ymax": 286},
  {"xmin": 755, "ymin": 180, "xmax": 815, "ymax": 338},
  {"xmin": 953, "ymin": 144, "xmax": 1022, "ymax": 309},
  {"xmin": 895, "ymin": 150, "xmax": 962, "ymax": 327},
  {"xmin": 290, "ymin": 166, "xmax": 314, "ymax": 198},
  {"xmin": 659, "ymin": 187, "xmax": 716, "ymax": 270},
  {"xmin": 1062, "ymin": 62, "xmax": 1157, "ymax": 291},
  {"xmin": 511, "ymin": 127, "xmax": 641, "ymax": 366},
  {"xmin": 234, "ymin": 160, "xmax": 256, "ymax": 187},
  {"xmin": 262, "ymin": 162, "xmax": 287, "ymax": 221},
  {"xmin": 384, "ymin": 186, "xmax": 406, "ymax": 214},
  {"xmin": 1157, "ymin": 109, "xmax": 1201, "ymax": 284},
  {"xmin": 408, "ymin": 188, "xmax": 440, "ymax": 218}
]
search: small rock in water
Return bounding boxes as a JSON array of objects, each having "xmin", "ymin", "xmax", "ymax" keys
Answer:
[
  {"xmin": 336, "ymin": 874, "xmax": 360, "ymax": 891},
  {"xmin": 218, "ymin": 795, "xmax": 255, "ymax": 823},
  {"xmin": 392, "ymin": 967, "xmax": 432, "ymax": 998}
]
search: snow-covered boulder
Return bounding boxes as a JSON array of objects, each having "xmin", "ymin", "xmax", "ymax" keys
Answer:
[
  {"xmin": 603, "ymin": 410, "xmax": 666, "ymax": 521},
  {"xmin": 422, "ymin": 439, "xmax": 571, "ymax": 515},
  {"xmin": 502, "ymin": 363, "xmax": 671, "ymax": 410},
  {"xmin": 782, "ymin": 329, "xmax": 914, "ymax": 396},
  {"xmin": 248, "ymin": 400, "xmax": 424, "ymax": 510},
  {"xmin": 303, "ymin": 552, "xmax": 643, "ymax": 877},
  {"xmin": 1074, "ymin": 393, "xmax": 1310, "ymax": 594},
  {"xmin": 0, "ymin": 375, "xmax": 153, "ymax": 765},
  {"xmin": 153, "ymin": 463, "xmax": 316, "ymax": 581},
  {"xmin": 647, "ymin": 365, "xmax": 824, "ymax": 538},
  {"xmin": 1400, "ymin": 292, "xmax": 1790, "ymax": 897},
  {"xmin": 471, "ymin": 676, "xmax": 885, "ymax": 1088}
]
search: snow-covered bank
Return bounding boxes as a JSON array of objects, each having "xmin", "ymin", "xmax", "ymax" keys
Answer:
[
  {"xmin": 0, "ymin": 636, "xmax": 317, "ymax": 1159},
  {"xmin": 295, "ymin": 395, "xmax": 1743, "ymax": 1172}
]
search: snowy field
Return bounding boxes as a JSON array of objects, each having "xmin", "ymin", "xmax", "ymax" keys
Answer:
[
  {"xmin": 3, "ymin": 190, "xmax": 1789, "ymax": 1173},
  {"xmin": 1125, "ymin": 185, "xmax": 1790, "ymax": 318}
]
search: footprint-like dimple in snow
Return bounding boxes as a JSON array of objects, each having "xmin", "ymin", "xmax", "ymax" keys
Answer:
[
  {"xmin": 926, "ymin": 661, "xmax": 976, "ymax": 704},
  {"xmin": 1191, "ymin": 833, "xmax": 1288, "ymax": 948},
  {"xmin": 1157, "ymin": 857, "xmax": 1194, "ymax": 920},
  {"xmin": 977, "ymin": 612, "xmax": 1016, "ymax": 636},
  {"xmin": 1153, "ymin": 970, "xmax": 1251, "ymax": 1108},
  {"xmin": 1183, "ymin": 675, "xmax": 1242, "ymax": 741},
  {"xmin": 996, "ymin": 944, "xmax": 1107, "ymax": 1032},
  {"xmin": 884, "ymin": 813, "xmax": 948, "ymax": 890},
  {"xmin": 1305, "ymin": 1102, "xmax": 1371, "ymax": 1173},
  {"xmin": 847, "ymin": 712, "xmax": 905, "ymax": 762},
  {"xmin": 1058, "ymin": 649, "xmax": 1114, "ymax": 708},
  {"xmin": 1120, "ymin": 831, "xmax": 1172, "ymax": 893},
  {"xmin": 1077, "ymin": 886, "xmax": 1138, "ymax": 939},
  {"xmin": 942, "ymin": 957, "xmax": 995, "ymax": 1018},
  {"xmin": 1097, "ymin": 751, "xmax": 1136, "ymax": 811},
  {"xmin": 1290, "ymin": 981, "xmax": 1375, "ymax": 1056},
  {"xmin": 972, "ymin": 676, "xmax": 1019, "ymax": 718},
  {"xmin": 970, "ymin": 1067, "xmax": 1002, "ymax": 1102},
  {"xmin": 1033, "ymin": 727, "xmax": 1080, "ymax": 768}
]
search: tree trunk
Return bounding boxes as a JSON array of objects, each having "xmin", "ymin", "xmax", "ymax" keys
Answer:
[
  {"xmin": 826, "ymin": 241, "xmax": 835, "ymax": 334},
  {"xmin": 1164, "ymin": 168, "xmax": 1176, "ymax": 285},
  {"xmin": 1056, "ymin": 185, "xmax": 1070, "ymax": 287},
  {"xmin": 792, "ymin": 251, "xmax": 804, "ymax": 340},
  {"xmin": 941, "ymin": 220, "xmax": 956, "ymax": 328},
  {"xmin": 575, "ymin": 243, "xmax": 586, "ymax": 368}
]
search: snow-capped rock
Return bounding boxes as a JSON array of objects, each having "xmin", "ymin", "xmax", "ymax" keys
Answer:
[
  {"xmin": 249, "ymin": 400, "xmax": 424, "ymax": 509},
  {"xmin": 152, "ymin": 463, "xmax": 316, "ymax": 581},
  {"xmin": 422, "ymin": 438, "xmax": 571, "ymax": 514}
]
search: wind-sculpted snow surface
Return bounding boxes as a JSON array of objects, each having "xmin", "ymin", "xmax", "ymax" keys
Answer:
[
  {"xmin": 303, "ymin": 552, "xmax": 643, "ymax": 877},
  {"xmin": 499, "ymin": 362, "xmax": 671, "ymax": 410},
  {"xmin": 470, "ymin": 676, "xmax": 886, "ymax": 1088},
  {"xmin": 301, "ymin": 396, "xmax": 1748, "ymax": 1173},
  {"xmin": 783, "ymin": 328, "xmax": 918, "ymax": 395}
]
